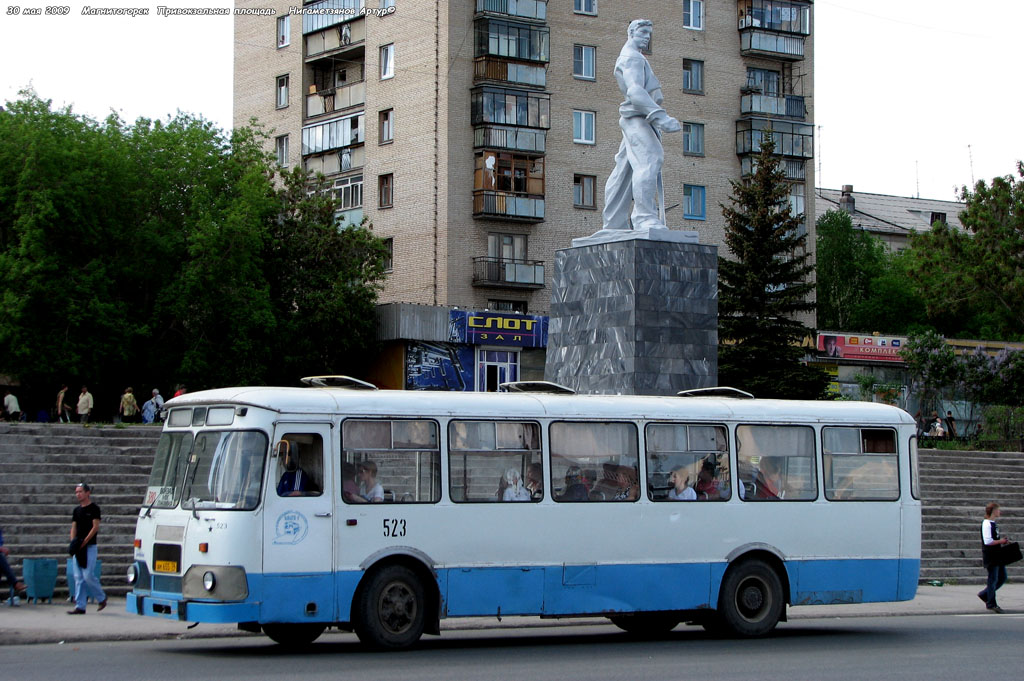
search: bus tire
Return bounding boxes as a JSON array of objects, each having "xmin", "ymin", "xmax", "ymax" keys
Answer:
[
  {"xmin": 354, "ymin": 564, "xmax": 426, "ymax": 650},
  {"xmin": 262, "ymin": 622, "xmax": 326, "ymax": 647},
  {"xmin": 717, "ymin": 559, "xmax": 783, "ymax": 637},
  {"xmin": 608, "ymin": 613, "xmax": 680, "ymax": 636}
]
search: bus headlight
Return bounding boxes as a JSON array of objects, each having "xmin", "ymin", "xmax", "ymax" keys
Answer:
[
  {"xmin": 203, "ymin": 571, "xmax": 217, "ymax": 591},
  {"xmin": 127, "ymin": 564, "xmax": 139, "ymax": 585}
]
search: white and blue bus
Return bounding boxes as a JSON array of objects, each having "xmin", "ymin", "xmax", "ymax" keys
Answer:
[{"xmin": 127, "ymin": 380, "xmax": 920, "ymax": 648}]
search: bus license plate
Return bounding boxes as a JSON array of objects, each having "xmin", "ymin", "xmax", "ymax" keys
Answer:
[{"xmin": 154, "ymin": 560, "xmax": 178, "ymax": 573}]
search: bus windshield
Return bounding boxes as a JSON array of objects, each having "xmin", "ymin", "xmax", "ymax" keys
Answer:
[
  {"xmin": 144, "ymin": 432, "xmax": 194, "ymax": 509},
  {"xmin": 183, "ymin": 430, "xmax": 268, "ymax": 511}
]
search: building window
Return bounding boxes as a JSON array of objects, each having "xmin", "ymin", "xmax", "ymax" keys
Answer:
[
  {"xmin": 379, "ymin": 109, "xmax": 393, "ymax": 144},
  {"xmin": 477, "ymin": 349, "xmax": 520, "ymax": 392},
  {"xmin": 276, "ymin": 75, "xmax": 289, "ymax": 108},
  {"xmin": 931, "ymin": 212, "xmax": 947, "ymax": 225},
  {"xmin": 383, "ymin": 237, "xmax": 393, "ymax": 271},
  {"xmin": 573, "ymin": 45, "xmax": 595, "ymax": 80},
  {"xmin": 333, "ymin": 174, "xmax": 363, "ymax": 211},
  {"xmin": 380, "ymin": 0, "xmax": 395, "ymax": 8},
  {"xmin": 683, "ymin": 122, "xmax": 704, "ymax": 156},
  {"xmin": 380, "ymin": 44, "xmax": 395, "ymax": 80},
  {"xmin": 684, "ymin": 184, "xmax": 706, "ymax": 220},
  {"xmin": 301, "ymin": 112, "xmax": 364, "ymax": 155},
  {"xmin": 489, "ymin": 232, "xmax": 527, "ymax": 261},
  {"xmin": 683, "ymin": 0, "xmax": 703, "ymax": 30},
  {"xmin": 488, "ymin": 299, "xmax": 528, "ymax": 314},
  {"xmin": 573, "ymin": 174, "xmax": 596, "ymax": 208},
  {"xmin": 746, "ymin": 67, "xmax": 780, "ymax": 97},
  {"xmin": 573, "ymin": 110, "xmax": 595, "ymax": 145},
  {"xmin": 574, "ymin": 0, "xmax": 596, "ymax": 15},
  {"xmin": 277, "ymin": 16, "xmax": 290, "ymax": 47},
  {"xmin": 378, "ymin": 173, "xmax": 394, "ymax": 208},
  {"xmin": 683, "ymin": 58, "xmax": 703, "ymax": 93},
  {"xmin": 275, "ymin": 135, "xmax": 289, "ymax": 167}
]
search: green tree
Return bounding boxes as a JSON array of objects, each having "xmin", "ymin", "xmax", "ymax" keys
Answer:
[
  {"xmin": 718, "ymin": 135, "xmax": 828, "ymax": 399},
  {"xmin": 815, "ymin": 209, "xmax": 887, "ymax": 330},
  {"xmin": 907, "ymin": 163, "xmax": 1024, "ymax": 341}
]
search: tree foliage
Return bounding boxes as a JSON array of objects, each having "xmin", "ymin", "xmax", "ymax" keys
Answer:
[
  {"xmin": 718, "ymin": 136, "xmax": 828, "ymax": 399},
  {"xmin": 0, "ymin": 92, "xmax": 388, "ymax": 409}
]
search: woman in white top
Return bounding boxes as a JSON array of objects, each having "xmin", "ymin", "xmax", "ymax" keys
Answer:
[
  {"xmin": 500, "ymin": 468, "xmax": 532, "ymax": 502},
  {"xmin": 667, "ymin": 466, "xmax": 697, "ymax": 501},
  {"xmin": 356, "ymin": 461, "xmax": 384, "ymax": 503}
]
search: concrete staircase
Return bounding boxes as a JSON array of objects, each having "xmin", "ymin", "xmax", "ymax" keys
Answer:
[
  {"xmin": 0, "ymin": 423, "xmax": 159, "ymax": 598},
  {"xmin": 919, "ymin": 448, "xmax": 1024, "ymax": 584},
  {"xmin": 1, "ymin": 425, "xmax": 1020, "ymax": 594}
]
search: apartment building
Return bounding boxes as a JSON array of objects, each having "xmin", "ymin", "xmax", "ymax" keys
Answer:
[{"xmin": 234, "ymin": 0, "xmax": 815, "ymax": 390}]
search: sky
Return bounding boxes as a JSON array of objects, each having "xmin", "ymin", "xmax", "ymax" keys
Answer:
[{"xmin": 1, "ymin": 0, "xmax": 1021, "ymax": 203}]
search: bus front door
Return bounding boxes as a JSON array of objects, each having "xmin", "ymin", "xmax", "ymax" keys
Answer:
[{"xmin": 261, "ymin": 423, "xmax": 335, "ymax": 623}]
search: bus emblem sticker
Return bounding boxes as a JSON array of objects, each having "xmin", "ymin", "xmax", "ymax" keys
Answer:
[{"xmin": 273, "ymin": 511, "xmax": 309, "ymax": 545}]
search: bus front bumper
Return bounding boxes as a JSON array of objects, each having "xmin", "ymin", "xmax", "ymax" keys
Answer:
[{"xmin": 127, "ymin": 592, "xmax": 259, "ymax": 623}]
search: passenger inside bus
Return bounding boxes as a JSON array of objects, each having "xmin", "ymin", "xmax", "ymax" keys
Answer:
[
  {"xmin": 590, "ymin": 464, "xmax": 639, "ymax": 501},
  {"xmin": 352, "ymin": 461, "xmax": 384, "ymax": 502},
  {"xmin": 275, "ymin": 440, "xmax": 321, "ymax": 497},
  {"xmin": 557, "ymin": 465, "xmax": 589, "ymax": 501},
  {"xmin": 694, "ymin": 458, "xmax": 721, "ymax": 500},
  {"xmin": 667, "ymin": 466, "xmax": 696, "ymax": 500},
  {"xmin": 498, "ymin": 468, "xmax": 531, "ymax": 501},
  {"xmin": 753, "ymin": 456, "xmax": 784, "ymax": 500},
  {"xmin": 525, "ymin": 462, "xmax": 543, "ymax": 500}
]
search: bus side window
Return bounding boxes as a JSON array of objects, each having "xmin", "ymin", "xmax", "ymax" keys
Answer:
[
  {"xmin": 736, "ymin": 425, "xmax": 817, "ymax": 501},
  {"xmin": 645, "ymin": 424, "xmax": 730, "ymax": 502},
  {"xmin": 448, "ymin": 420, "xmax": 542, "ymax": 503},
  {"xmin": 276, "ymin": 435, "xmax": 323, "ymax": 497}
]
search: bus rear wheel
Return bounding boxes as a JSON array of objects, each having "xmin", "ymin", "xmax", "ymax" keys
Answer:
[
  {"xmin": 262, "ymin": 622, "xmax": 326, "ymax": 647},
  {"xmin": 717, "ymin": 559, "xmax": 784, "ymax": 637},
  {"xmin": 608, "ymin": 613, "xmax": 680, "ymax": 636},
  {"xmin": 354, "ymin": 564, "xmax": 426, "ymax": 650}
]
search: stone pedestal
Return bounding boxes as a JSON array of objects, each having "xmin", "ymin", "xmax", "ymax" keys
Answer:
[{"xmin": 545, "ymin": 237, "xmax": 718, "ymax": 395}]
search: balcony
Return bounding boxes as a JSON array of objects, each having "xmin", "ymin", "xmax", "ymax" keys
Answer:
[
  {"xmin": 307, "ymin": 81, "xmax": 365, "ymax": 118},
  {"xmin": 740, "ymin": 93, "xmax": 805, "ymax": 120},
  {"xmin": 302, "ymin": 0, "xmax": 363, "ymax": 35},
  {"xmin": 473, "ymin": 191, "xmax": 545, "ymax": 222},
  {"xmin": 305, "ymin": 14, "xmax": 365, "ymax": 63},
  {"xmin": 475, "ymin": 0, "xmax": 547, "ymax": 21},
  {"xmin": 739, "ymin": 29, "xmax": 805, "ymax": 60},
  {"xmin": 736, "ymin": 118, "xmax": 813, "ymax": 160},
  {"xmin": 474, "ymin": 125, "xmax": 546, "ymax": 153},
  {"xmin": 474, "ymin": 57, "xmax": 546, "ymax": 88},
  {"xmin": 741, "ymin": 157, "xmax": 806, "ymax": 182},
  {"xmin": 472, "ymin": 256, "xmax": 545, "ymax": 289}
]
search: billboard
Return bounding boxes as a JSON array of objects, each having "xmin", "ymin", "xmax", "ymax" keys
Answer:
[{"xmin": 818, "ymin": 333, "xmax": 905, "ymax": 362}]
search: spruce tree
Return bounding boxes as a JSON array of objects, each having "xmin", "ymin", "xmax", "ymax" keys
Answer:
[{"xmin": 718, "ymin": 134, "xmax": 827, "ymax": 399}]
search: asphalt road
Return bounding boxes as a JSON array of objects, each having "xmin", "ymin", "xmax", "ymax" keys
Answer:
[{"xmin": 2, "ymin": 614, "xmax": 1021, "ymax": 681}]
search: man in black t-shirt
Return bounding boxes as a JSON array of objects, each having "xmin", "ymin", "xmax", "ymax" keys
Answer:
[{"xmin": 68, "ymin": 483, "xmax": 107, "ymax": 614}]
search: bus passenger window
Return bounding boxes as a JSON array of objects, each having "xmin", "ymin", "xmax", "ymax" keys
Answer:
[
  {"xmin": 550, "ymin": 421, "xmax": 639, "ymax": 502},
  {"xmin": 342, "ymin": 419, "xmax": 441, "ymax": 504},
  {"xmin": 823, "ymin": 427, "xmax": 898, "ymax": 501},
  {"xmin": 736, "ymin": 425, "xmax": 817, "ymax": 501},
  {"xmin": 645, "ymin": 424, "xmax": 730, "ymax": 502},
  {"xmin": 275, "ymin": 436, "xmax": 323, "ymax": 497},
  {"xmin": 448, "ymin": 421, "xmax": 542, "ymax": 503}
]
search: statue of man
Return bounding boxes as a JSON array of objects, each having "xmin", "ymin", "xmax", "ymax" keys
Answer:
[{"xmin": 602, "ymin": 19, "xmax": 680, "ymax": 232}]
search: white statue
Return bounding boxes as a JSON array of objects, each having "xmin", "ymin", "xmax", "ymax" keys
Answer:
[{"xmin": 574, "ymin": 19, "xmax": 697, "ymax": 247}]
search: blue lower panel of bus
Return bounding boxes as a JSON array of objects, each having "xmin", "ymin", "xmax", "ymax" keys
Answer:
[{"xmin": 129, "ymin": 557, "xmax": 919, "ymax": 624}]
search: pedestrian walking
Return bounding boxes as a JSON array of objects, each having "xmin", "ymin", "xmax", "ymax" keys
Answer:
[
  {"xmin": 77, "ymin": 385, "xmax": 93, "ymax": 424},
  {"xmin": 56, "ymin": 384, "xmax": 73, "ymax": 423},
  {"xmin": 67, "ymin": 483, "xmax": 107, "ymax": 614},
  {"xmin": 3, "ymin": 389, "xmax": 21, "ymax": 422},
  {"xmin": 978, "ymin": 502, "xmax": 1010, "ymax": 613},
  {"xmin": 119, "ymin": 387, "xmax": 139, "ymax": 423}
]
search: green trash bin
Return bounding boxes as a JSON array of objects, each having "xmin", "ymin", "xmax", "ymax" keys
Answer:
[{"xmin": 23, "ymin": 558, "xmax": 58, "ymax": 603}]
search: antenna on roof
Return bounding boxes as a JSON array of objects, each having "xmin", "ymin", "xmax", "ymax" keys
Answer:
[
  {"xmin": 968, "ymin": 144, "xmax": 975, "ymax": 188},
  {"xmin": 915, "ymin": 160, "xmax": 919, "ymax": 199}
]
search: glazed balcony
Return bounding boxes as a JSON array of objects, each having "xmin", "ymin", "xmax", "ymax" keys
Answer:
[
  {"xmin": 740, "ymin": 93, "xmax": 805, "ymax": 119},
  {"xmin": 474, "ymin": 125, "xmax": 546, "ymax": 154},
  {"xmin": 475, "ymin": 0, "xmax": 547, "ymax": 22},
  {"xmin": 472, "ymin": 256, "xmax": 545, "ymax": 289},
  {"xmin": 473, "ymin": 191, "xmax": 545, "ymax": 222},
  {"xmin": 741, "ymin": 157, "xmax": 806, "ymax": 182},
  {"xmin": 304, "ymin": 11, "xmax": 365, "ymax": 64},
  {"xmin": 736, "ymin": 118, "xmax": 813, "ymax": 160},
  {"xmin": 739, "ymin": 29, "xmax": 805, "ymax": 61},
  {"xmin": 474, "ymin": 57, "xmax": 546, "ymax": 88}
]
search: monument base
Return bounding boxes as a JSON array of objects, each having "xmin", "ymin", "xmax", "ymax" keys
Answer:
[
  {"xmin": 545, "ymin": 238, "xmax": 717, "ymax": 395},
  {"xmin": 571, "ymin": 226, "xmax": 700, "ymax": 248}
]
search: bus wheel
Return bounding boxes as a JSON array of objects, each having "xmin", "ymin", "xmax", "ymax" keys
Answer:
[
  {"xmin": 717, "ymin": 559, "xmax": 783, "ymax": 637},
  {"xmin": 354, "ymin": 564, "xmax": 426, "ymax": 650},
  {"xmin": 608, "ymin": 613, "xmax": 680, "ymax": 636},
  {"xmin": 262, "ymin": 623, "xmax": 326, "ymax": 647}
]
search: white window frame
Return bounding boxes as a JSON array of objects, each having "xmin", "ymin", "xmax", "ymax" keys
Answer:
[
  {"xmin": 683, "ymin": 122, "xmax": 704, "ymax": 156},
  {"xmin": 573, "ymin": 45, "xmax": 596, "ymax": 80},
  {"xmin": 380, "ymin": 43, "xmax": 395, "ymax": 80},
  {"xmin": 275, "ymin": 134, "xmax": 289, "ymax": 167},
  {"xmin": 276, "ymin": 74, "xmax": 289, "ymax": 109},
  {"xmin": 573, "ymin": 0, "xmax": 596, "ymax": 16},
  {"xmin": 477, "ymin": 348, "xmax": 521, "ymax": 393},
  {"xmin": 683, "ymin": 0, "xmax": 704, "ymax": 31},
  {"xmin": 684, "ymin": 184, "xmax": 706, "ymax": 220},
  {"xmin": 573, "ymin": 110, "xmax": 595, "ymax": 145},
  {"xmin": 683, "ymin": 58, "xmax": 703, "ymax": 93},
  {"xmin": 277, "ymin": 15, "xmax": 290, "ymax": 48},
  {"xmin": 379, "ymin": 109, "xmax": 394, "ymax": 144}
]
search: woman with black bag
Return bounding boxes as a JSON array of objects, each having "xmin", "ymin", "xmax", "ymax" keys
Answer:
[{"xmin": 979, "ymin": 502, "xmax": 1010, "ymax": 613}]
